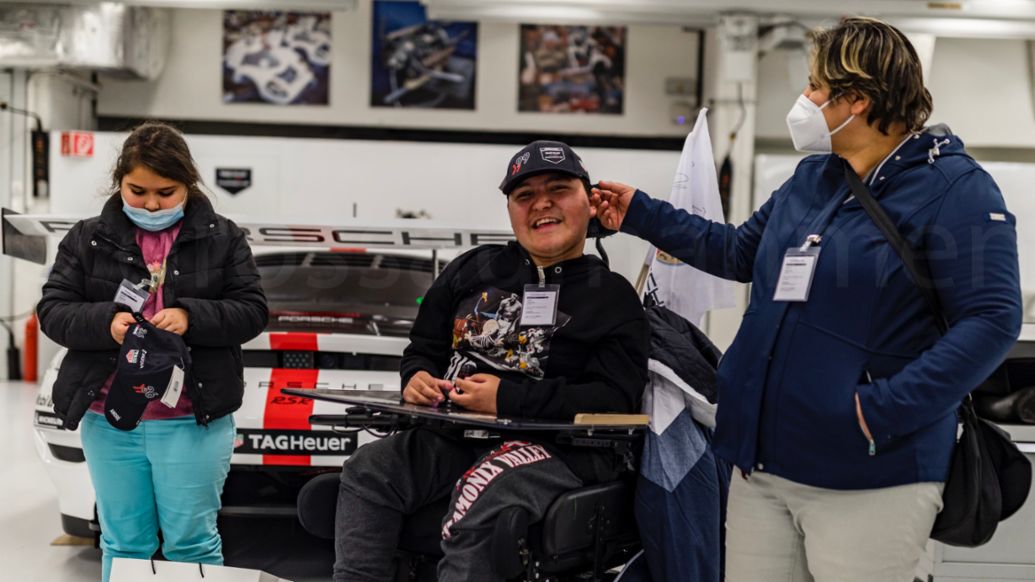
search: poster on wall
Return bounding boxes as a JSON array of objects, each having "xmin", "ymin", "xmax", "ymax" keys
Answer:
[
  {"xmin": 222, "ymin": 11, "xmax": 331, "ymax": 106},
  {"xmin": 370, "ymin": 0, "xmax": 477, "ymax": 109},
  {"xmin": 518, "ymin": 25, "xmax": 626, "ymax": 114}
]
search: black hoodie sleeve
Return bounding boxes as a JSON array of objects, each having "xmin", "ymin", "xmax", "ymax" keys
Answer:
[
  {"xmin": 38, "ymin": 222, "xmax": 123, "ymax": 351},
  {"xmin": 399, "ymin": 247, "xmax": 487, "ymax": 387},
  {"xmin": 176, "ymin": 221, "xmax": 269, "ymax": 347},
  {"xmin": 495, "ymin": 311, "xmax": 650, "ymax": 420}
]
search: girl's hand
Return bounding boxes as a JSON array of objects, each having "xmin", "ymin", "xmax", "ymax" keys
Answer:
[
  {"xmin": 110, "ymin": 312, "xmax": 137, "ymax": 345},
  {"xmin": 150, "ymin": 308, "xmax": 189, "ymax": 335}
]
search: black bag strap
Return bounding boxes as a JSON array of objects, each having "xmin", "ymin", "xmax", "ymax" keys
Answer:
[
  {"xmin": 844, "ymin": 164, "xmax": 974, "ymax": 413},
  {"xmin": 843, "ymin": 164, "xmax": 949, "ymax": 335}
]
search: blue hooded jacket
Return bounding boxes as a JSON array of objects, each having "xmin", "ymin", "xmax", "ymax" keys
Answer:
[{"xmin": 621, "ymin": 126, "xmax": 1022, "ymax": 490}]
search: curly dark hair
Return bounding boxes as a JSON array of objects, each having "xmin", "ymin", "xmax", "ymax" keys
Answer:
[
  {"xmin": 111, "ymin": 121, "xmax": 205, "ymax": 198},
  {"xmin": 808, "ymin": 17, "xmax": 933, "ymax": 134}
]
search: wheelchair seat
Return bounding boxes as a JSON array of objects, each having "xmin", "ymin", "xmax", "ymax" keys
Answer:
[{"xmin": 297, "ymin": 472, "xmax": 639, "ymax": 581}]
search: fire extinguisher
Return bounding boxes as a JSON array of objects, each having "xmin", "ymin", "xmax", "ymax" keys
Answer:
[{"xmin": 23, "ymin": 312, "xmax": 38, "ymax": 383}]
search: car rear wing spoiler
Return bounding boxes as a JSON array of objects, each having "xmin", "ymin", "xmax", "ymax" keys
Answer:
[{"xmin": 2, "ymin": 207, "xmax": 515, "ymax": 265}]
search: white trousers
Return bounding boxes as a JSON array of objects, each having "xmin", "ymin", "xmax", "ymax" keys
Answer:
[{"xmin": 725, "ymin": 471, "xmax": 944, "ymax": 582}]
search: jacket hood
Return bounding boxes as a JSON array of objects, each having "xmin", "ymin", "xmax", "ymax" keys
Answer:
[
  {"xmin": 818, "ymin": 123, "xmax": 970, "ymax": 187},
  {"xmin": 874, "ymin": 123, "xmax": 967, "ymax": 172}
]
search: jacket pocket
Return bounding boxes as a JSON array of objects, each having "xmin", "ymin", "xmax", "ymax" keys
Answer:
[
  {"xmin": 773, "ymin": 321, "xmax": 872, "ymax": 459},
  {"xmin": 188, "ymin": 346, "xmax": 245, "ymax": 421}
]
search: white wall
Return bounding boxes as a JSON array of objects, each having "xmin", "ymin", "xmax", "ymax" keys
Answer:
[
  {"xmin": 755, "ymin": 37, "xmax": 1035, "ymax": 150},
  {"xmin": 29, "ymin": 73, "xmax": 97, "ymax": 134},
  {"xmin": 755, "ymin": 47, "xmax": 807, "ymax": 141},
  {"xmin": 97, "ymin": 3, "xmax": 700, "ymax": 137},
  {"xmin": 926, "ymin": 38, "xmax": 1035, "ymax": 148},
  {"xmin": 0, "ymin": 71, "xmax": 14, "ymax": 379},
  {"xmin": 47, "ymin": 131, "xmax": 681, "ymax": 286},
  {"xmin": 17, "ymin": 73, "xmax": 101, "ymax": 380},
  {"xmin": 0, "ymin": 70, "xmax": 37, "ymax": 381}
]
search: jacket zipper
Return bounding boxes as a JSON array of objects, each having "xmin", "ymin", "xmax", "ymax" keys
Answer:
[{"xmin": 864, "ymin": 369, "xmax": 876, "ymax": 456}]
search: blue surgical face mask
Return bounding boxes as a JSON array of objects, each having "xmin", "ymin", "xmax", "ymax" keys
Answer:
[{"xmin": 121, "ymin": 196, "xmax": 185, "ymax": 232}]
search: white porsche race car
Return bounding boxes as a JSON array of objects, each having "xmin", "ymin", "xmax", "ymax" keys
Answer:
[{"xmin": 32, "ymin": 249, "xmax": 441, "ymax": 538}]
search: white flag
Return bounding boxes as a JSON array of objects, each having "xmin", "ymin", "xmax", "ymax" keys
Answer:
[{"xmin": 643, "ymin": 108, "xmax": 734, "ymax": 327}]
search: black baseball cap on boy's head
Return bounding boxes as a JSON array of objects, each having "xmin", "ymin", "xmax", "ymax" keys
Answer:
[
  {"xmin": 499, "ymin": 140, "xmax": 591, "ymax": 195},
  {"xmin": 104, "ymin": 315, "xmax": 192, "ymax": 431}
]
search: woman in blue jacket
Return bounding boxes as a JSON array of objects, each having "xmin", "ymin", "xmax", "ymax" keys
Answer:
[{"xmin": 592, "ymin": 17, "xmax": 1022, "ymax": 582}]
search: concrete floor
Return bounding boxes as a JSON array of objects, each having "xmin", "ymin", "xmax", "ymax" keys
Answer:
[
  {"xmin": 0, "ymin": 381, "xmax": 102, "ymax": 582},
  {"xmin": 0, "ymin": 380, "xmax": 333, "ymax": 582},
  {"xmin": 0, "ymin": 379, "xmax": 952, "ymax": 582}
]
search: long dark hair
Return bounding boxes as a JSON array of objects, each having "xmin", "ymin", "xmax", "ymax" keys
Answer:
[{"xmin": 111, "ymin": 121, "xmax": 206, "ymax": 199}]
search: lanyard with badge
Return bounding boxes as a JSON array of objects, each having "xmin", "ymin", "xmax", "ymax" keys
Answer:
[
  {"xmin": 772, "ymin": 184, "xmax": 851, "ymax": 303},
  {"xmin": 520, "ymin": 264, "xmax": 560, "ymax": 326},
  {"xmin": 773, "ymin": 235, "xmax": 823, "ymax": 302},
  {"xmin": 113, "ymin": 258, "xmax": 167, "ymax": 313}
]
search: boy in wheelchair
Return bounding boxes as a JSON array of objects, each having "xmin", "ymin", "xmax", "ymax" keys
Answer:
[{"xmin": 332, "ymin": 141, "xmax": 650, "ymax": 582}]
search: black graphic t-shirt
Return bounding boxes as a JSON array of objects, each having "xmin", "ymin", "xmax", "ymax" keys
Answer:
[
  {"xmin": 446, "ymin": 287, "xmax": 570, "ymax": 381},
  {"xmin": 401, "ymin": 242, "xmax": 649, "ymax": 422}
]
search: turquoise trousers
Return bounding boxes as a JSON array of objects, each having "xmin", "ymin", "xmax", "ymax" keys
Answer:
[{"xmin": 80, "ymin": 412, "xmax": 235, "ymax": 582}]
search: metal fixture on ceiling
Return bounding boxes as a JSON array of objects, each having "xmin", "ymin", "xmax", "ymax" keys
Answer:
[
  {"xmin": 420, "ymin": 0, "xmax": 1035, "ymax": 39},
  {"xmin": 0, "ymin": 0, "xmax": 358, "ymax": 10},
  {"xmin": 0, "ymin": 3, "xmax": 170, "ymax": 78}
]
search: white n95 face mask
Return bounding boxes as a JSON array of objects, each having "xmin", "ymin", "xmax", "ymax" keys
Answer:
[{"xmin": 785, "ymin": 94, "xmax": 855, "ymax": 154}]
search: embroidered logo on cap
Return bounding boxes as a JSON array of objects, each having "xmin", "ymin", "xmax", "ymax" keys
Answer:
[
  {"xmin": 511, "ymin": 151, "xmax": 530, "ymax": 176},
  {"xmin": 540, "ymin": 147, "xmax": 565, "ymax": 164},
  {"xmin": 126, "ymin": 350, "xmax": 140, "ymax": 364},
  {"xmin": 132, "ymin": 383, "xmax": 160, "ymax": 399}
]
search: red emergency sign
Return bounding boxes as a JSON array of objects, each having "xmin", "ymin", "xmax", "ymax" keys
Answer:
[{"xmin": 60, "ymin": 131, "xmax": 94, "ymax": 157}]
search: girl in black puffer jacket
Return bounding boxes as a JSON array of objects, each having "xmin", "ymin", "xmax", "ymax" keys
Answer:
[{"xmin": 37, "ymin": 122, "xmax": 267, "ymax": 582}]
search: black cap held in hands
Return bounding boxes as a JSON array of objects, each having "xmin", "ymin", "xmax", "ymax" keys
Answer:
[{"xmin": 104, "ymin": 317, "xmax": 191, "ymax": 431}]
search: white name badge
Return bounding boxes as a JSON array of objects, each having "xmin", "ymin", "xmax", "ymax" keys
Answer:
[
  {"xmin": 161, "ymin": 365, "xmax": 185, "ymax": 408},
  {"xmin": 773, "ymin": 248, "xmax": 821, "ymax": 302},
  {"xmin": 114, "ymin": 279, "xmax": 149, "ymax": 313},
  {"xmin": 520, "ymin": 284, "xmax": 560, "ymax": 327}
]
